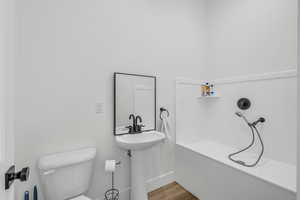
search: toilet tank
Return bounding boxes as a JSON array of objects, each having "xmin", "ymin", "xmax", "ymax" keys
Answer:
[{"xmin": 38, "ymin": 148, "xmax": 96, "ymax": 200}]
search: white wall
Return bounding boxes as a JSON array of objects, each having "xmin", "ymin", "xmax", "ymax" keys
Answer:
[
  {"xmin": 297, "ymin": 0, "xmax": 300, "ymax": 199},
  {"xmin": 206, "ymin": 0, "xmax": 298, "ymax": 79},
  {"xmin": 176, "ymin": 0, "xmax": 298, "ymax": 170},
  {"xmin": 175, "ymin": 2, "xmax": 298, "ymax": 199},
  {"xmin": 0, "ymin": 0, "xmax": 15, "ymax": 199},
  {"xmin": 180, "ymin": 0, "xmax": 298, "ymax": 163},
  {"xmin": 14, "ymin": 0, "xmax": 208, "ymax": 199},
  {"xmin": 176, "ymin": 73, "xmax": 297, "ymax": 165},
  {"xmin": 298, "ymin": 0, "xmax": 300, "ymax": 198},
  {"xmin": 204, "ymin": 0, "xmax": 298, "ymax": 164}
]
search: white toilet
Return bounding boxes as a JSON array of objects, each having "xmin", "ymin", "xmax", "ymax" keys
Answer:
[{"xmin": 38, "ymin": 147, "xmax": 97, "ymax": 200}]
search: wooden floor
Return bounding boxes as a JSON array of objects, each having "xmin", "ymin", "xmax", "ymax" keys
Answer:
[{"xmin": 148, "ymin": 182, "xmax": 199, "ymax": 200}]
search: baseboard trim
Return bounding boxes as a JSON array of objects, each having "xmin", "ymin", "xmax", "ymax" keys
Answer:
[
  {"xmin": 146, "ymin": 171, "xmax": 175, "ymax": 192},
  {"xmin": 118, "ymin": 171, "xmax": 175, "ymax": 200}
]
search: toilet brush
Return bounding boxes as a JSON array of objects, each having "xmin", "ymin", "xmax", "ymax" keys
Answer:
[
  {"xmin": 104, "ymin": 172, "xmax": 119, "ymax": 200},
  {"xmin": 33, "ymin": 186, "xmax": 38, "ymax": 200}
]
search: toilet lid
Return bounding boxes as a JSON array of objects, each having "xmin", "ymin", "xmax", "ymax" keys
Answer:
[{"xmin": 70, "ymin": 195, "xmax": 91, "ymax": 200}]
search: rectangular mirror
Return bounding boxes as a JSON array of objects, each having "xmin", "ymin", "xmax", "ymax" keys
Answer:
[{"xmin": 114, "ymin": 73, "xmax": 156, "ymax": 135}]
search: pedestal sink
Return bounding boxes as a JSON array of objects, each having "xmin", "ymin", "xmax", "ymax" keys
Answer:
[{"xmin": 116, "ymin": 131, "xmax": 165, "ymax": 200}]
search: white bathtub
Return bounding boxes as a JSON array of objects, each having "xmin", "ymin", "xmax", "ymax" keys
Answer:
[{"xmin": 175, "ymin": 140, "xmax": 296, "ymax": 200}]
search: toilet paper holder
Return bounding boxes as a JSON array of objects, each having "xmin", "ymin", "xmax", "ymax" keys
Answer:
[{"xmin": 105, "ymin": 160, "xmax": 121, "ymax": 173}]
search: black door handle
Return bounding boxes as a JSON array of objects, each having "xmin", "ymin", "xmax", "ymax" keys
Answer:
[{"xmin": 5, "ymin": 165, "xmax": 30, "ymax": 190}]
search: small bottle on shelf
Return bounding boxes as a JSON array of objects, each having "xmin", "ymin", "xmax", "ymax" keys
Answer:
[
  {"xmin": 205, "ymin": 82, "xmax": 210, "ymax": 96},
  {"xmin": 201, "ymin": 82, "xmax": 213, "ymax": 97},
  {"xmin": 201, "ymin": 84, "xmax": 207, "ymax": 97}
]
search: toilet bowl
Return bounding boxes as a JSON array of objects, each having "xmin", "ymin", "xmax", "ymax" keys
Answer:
[{"xmin": 38, "ymin": 148, "xmax": 96, "ymax": 200}]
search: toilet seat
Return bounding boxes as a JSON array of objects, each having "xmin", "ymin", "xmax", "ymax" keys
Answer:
[{"xmin": 70, "ymin": 195, "xmax": 91, "ymax": 200}]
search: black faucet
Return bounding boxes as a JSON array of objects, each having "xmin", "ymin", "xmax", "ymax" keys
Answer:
[
  {"xmin": 128, "ymin": 114, "xmax": 144, "ymax": 133},
  {"xmin": 128, "ymin": 114, "xmax": 136, "ymax": 134},
  {"xmin": 136, "ymin": 115, "xmax": 142, "ymax": 123},
  {"xmin": 135, "ymin": 115, "xmax": 144, "ymax": 132}
]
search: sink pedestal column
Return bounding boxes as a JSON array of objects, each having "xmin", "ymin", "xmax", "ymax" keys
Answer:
[{"xmin": 131, "ymin": 150, "xmax": 148, "ymax": 200}]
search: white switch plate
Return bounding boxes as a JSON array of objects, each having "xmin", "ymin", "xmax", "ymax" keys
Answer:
[{"xmin": 96, "ymin": 102, "xmax": 104, "ymax": 114}]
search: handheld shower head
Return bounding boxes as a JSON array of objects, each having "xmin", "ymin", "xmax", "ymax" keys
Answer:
[
  {"xmin": 235, "ymin": 112, "xmax": 243, "ymax": 117},
  {"xmin": 235, "ymin": 111, "xmax": 250, "ymax": 124},
  {"xmin": 252, "ymin": 117, "xmax": 266, "ymax": 126}
]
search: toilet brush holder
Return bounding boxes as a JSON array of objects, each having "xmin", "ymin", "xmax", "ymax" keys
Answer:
[
  {"xmin": 104, "ymin": 160, "xmax": 120, "ymax": 200},
  {"xmin": 104, "ymin": 172, "xmax": 119, "ymax": 200}
]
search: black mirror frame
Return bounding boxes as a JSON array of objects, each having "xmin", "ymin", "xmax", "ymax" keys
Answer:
[{"xmin": 114, "ymin": 72, "xmax": 157, "ymax": 136}]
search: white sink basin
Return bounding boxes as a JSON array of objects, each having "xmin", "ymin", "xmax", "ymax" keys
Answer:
[{"xmin": 116, "ymin": 131, "xmax": 165, "ymax": 150}]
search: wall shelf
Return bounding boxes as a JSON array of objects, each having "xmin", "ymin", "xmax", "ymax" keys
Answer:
[{"xmin": 197, "ymin": 95, "xmax": 220, "ymax": 99}]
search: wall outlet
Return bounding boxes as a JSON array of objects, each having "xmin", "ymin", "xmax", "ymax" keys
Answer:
[{"xmin": 95, "ymin": 102, "xmax": 104, "ymax": 114}]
